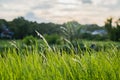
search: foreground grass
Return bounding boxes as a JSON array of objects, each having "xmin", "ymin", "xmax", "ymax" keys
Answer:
[{"xmin": 0, "ymin": 46, "xmax": 120, "ymax": 80}]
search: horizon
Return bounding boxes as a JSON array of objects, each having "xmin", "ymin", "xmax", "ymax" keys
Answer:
[
  {"xmin": 0, "ymin": 0, "xmax": 120, "ymax": 26},
  {"xmin": 0, "ymin": 16, "xmax": 106, "ymax": 27}
]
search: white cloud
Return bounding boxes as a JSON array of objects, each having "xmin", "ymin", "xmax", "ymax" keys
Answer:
[
  {"xmin": 92, "ymin": 0, "xmax": 118, "ymax": 5},
  {"xmin": 0, "ymin": 0, "xmax": 120, "ymax": 25},
  {"xmin": 24, "ymin": 12, "xmax": 50, "ymax": 23}
]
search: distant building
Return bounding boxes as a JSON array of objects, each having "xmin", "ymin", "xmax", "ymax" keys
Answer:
[
  {"xmin": 0, "ymin": 24, "xmax": 14, "ymax": 39},
  {"xmin": 91, "ymin": 30, "xmax": 107, "ymax": 36}
]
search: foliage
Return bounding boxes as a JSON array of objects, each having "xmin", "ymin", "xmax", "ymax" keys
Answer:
[
  {"xmin": 44, "ymin": 34, "xmax": 62, "ymax": 45},
  {"xmin": 6, "ymin": 17, "xmax": 62, "ymax": 39},
  {"xmin": 105, "ymin": 18, "xmax": 120, "ymax": 41},
  {"xmin": 22, "ymin": 36, "xmax": 37, "ymax": 45},
  {"xmin": 80, "ymin": 33, "xmax": 93, "ymax": 40},
  {"xmin": 0, "ymin": 40, "xmax": 120, "ymax": 80},
  {"xmin": 81, "ymin": 24, "xmax": 104, "ymax": 32},
  {"xmin": 0, "ymin": 17, "xmax": 120, "ymax": 41},
  {"xmin": 61, "ymin": 21, "xmax": 81, "ymax": 41}
]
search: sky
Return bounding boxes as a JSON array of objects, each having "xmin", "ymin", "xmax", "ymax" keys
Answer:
[{"xmin": 0, "ymin": 0, "xmax": 120, "ymax": 26}]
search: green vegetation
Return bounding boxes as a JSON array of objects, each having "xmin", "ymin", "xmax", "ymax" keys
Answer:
[
  {"xmin": 105, "ymin": 18, "xmax": 120, "ymax": 41},
  {"xmin": 0, "ymin": 38, "xmax": 120, "ymax": 80},
  {"xmin": 44, "ymin": 34, "xmax": 62, "ymax": 45},
  {"xmin": 1, "ymin": 17, "xmax": 119, "ymax": 41},
  {"xmin": 22, "ymin": 36, "xmax": 37, "ymax": 45},
  {"xmin": 0, "ymin": 17, "xmax": 120, "ymax": 80}
]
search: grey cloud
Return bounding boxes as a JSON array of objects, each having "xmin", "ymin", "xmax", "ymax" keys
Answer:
[
  {"xmin": 60, "ymin": 8, "xmax": 79, "ymax": 12},
  {"xmin": 33, "ymin": 3, "xmax": 54, "ymax": 10},
  {"xmin": 99, "ymin": 0, "xmax": 120, "ymax": 11},
  {"xmin": 0, "ymin": 0, "xmax": 10, "ymax": 3},
  {"xmin": 56, "ymin": 2, "xmax": 80, "ymax": 6},
  {"xmin": 32, "ymin": 0, "xmax": 56, "ymax": 10},
  {"xmin": 0, "ymin": 0, "xmax": 19, "ymax": 3},
  {"xmin": 24, "ymin": 12, "xmax": 50, "ymax": 23},
  {"xmin": 0, "ymin": 0, "xmax": 119, "ymax": 25},
  {"xmin": 77, "ymin": 0, "xmax": 92, "ymax": 4},
  {"xmin": 0, "ymin": 4, "xmax": 2, "ymax": 7},
  {"xmin": 59, "ymin": 6, "xmax": 82, "ymax": 12},
  {"xmin": 115, "ymin": 0, "xmax": 120, "ymax": 9},
  {"xmin": 108, "ymin": 5, "xmax": 120, "ymax": 11},
  {"xmin": 24, "ymin": 12, "xmax": 40, "ymax": 21},
  {"xmin": 81, "ymin": 0, "xmax": 92, "ymax": 4}
]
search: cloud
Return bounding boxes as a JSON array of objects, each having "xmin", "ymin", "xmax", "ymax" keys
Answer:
[
  {"xmin": 0, "ymin": 11, "xmax": 25, "ymax": 21},
  {"xmin": 80, "ymin": 0, "xmax": 92, "ymax": 4},
  {"xmin": 33, "ymin": 3, "xmax": 54, "ymax": 10},
  {"xmin": 0, "ymin": 4, "xmax": 3, "ymax": 7},
  {"xmin": 90, "ymin": 0, "xmax": 120, "ymax": 11},
  {"xmin": 92, "ymin": 0, "xmax": 118, "ymax": 5},
  {"xmin": 24, "ymin": 12, "xmax": 51, "ymax": 23},
  {"xmin": 57, "ymin": 0, "xmax": 78, "ymax": 4},
  {"xmin": 0, "ymin": 0, "xmax": 120, "ymax": 25}
]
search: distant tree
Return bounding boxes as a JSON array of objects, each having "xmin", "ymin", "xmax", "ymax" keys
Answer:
[
  {"xmin": 82, "ymin": 24, "xmax": 104, "ymax": 32},
  {"xmin": 115, "ymin": 18, "xmax": 120, "ymax": 41},
  {"xmin": 105, "ymin": 17, "xmax": 120, "ymax": 41},
  {"xmin": 8, "ymin": 17, "xmax": 62, "ymax": 39},
  {"xmin": 0, "ymin": 19, "xmax": 8, "ymax": 33},
  {"xmin": 61, "ymin": 21, "xmax": 81, "ymax": 41},
  {"xmin": 81, "ymin": 33, "xmax": 93, "ymax": 40},
  {"xmin": 9, "ymin": 17, "xmax": 30, "ymax": 39}
]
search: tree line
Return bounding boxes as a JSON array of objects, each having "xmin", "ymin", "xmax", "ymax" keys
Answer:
[{"xmin": 0, "ymin": 17, "xmax": 120, "ymax": 41}]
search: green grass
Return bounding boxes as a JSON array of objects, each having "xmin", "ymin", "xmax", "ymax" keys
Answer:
[{"xmin": 0, "ymin": 40, "xmax": 120, "ymax": 80}]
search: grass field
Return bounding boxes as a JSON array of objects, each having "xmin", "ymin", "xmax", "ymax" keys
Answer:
[{"xmin": 0, "ymin": 39, "xmax": 120, "ymax": 80}]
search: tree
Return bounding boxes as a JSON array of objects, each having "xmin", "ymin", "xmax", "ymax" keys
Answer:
[
  {"xmin": 60, "ymin": 21, "xmax": 81, "ymax": 41},
  {"xmin": 0, "ymin": 19, "xmax": 8, "ymax": 33},
  {"xmin": 115, "ymin": 18, "xmax": 120, "ymax": 41},
  {"xmin": 105, "ymin": 18, "xmax": 120, "ymax": 41},
  {"xmin": 9, "ymin": 17, "xmax": 30, "ymax": 39}
]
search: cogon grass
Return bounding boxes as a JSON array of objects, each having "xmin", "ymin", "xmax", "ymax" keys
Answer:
[
  {"xmin": 0, "ymin": 35, "xmax": 120, "ymax": 80},
  {"xmin": 0, "ymin": 44, "xmax": 119, "ymax": 80}
]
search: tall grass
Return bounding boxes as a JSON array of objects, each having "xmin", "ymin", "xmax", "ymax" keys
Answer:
[
  {"xmin": 0, "ymin": 32, "xmax": 120, "ymax": 80},
  {"xmin": 0, "ymin": 43, "xmax": 119, "ymax": 80}
]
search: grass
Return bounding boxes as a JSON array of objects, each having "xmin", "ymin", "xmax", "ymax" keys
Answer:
[{"xmin": 0, "ymin": 40, "xmax": 120, "ymax": 80}]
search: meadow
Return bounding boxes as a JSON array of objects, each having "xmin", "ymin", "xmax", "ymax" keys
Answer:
[{"xmin": 0, "ymin": 39, "xmax": 120, "ymax": 80}]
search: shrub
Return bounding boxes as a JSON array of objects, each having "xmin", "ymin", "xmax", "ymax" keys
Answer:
[
  {"xmin": 22, "ymin": 36, "xmax": 37, "ymax": 45},
  {"xmin": 44, "ymin": 34, "xmax": 62, "ymax": 45}
]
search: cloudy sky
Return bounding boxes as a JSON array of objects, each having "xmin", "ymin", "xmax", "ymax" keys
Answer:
[{"xmin": 0, "ymin": 0, "xmax": 120, "ymax": 25}]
